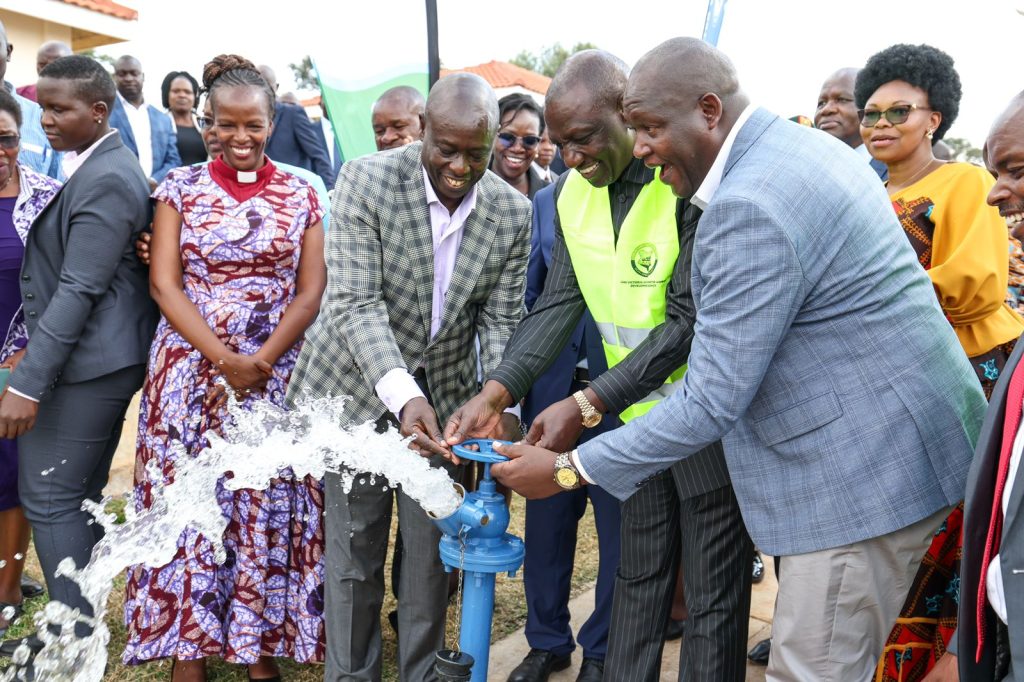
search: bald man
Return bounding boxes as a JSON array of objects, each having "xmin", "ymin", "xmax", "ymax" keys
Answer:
[
  {"xmin": 943, "ymin": 93, "xmax": 1024, "ymax": 682},
  {"xmin": 814, "ymin": 67, "xmax": 889, "ymax": 180},
  {"xmin": 372, "ymin": 85, "xmax": 425, "ymax": 151},
  {"xmin": 491, "ymin": 37, "xmax": 984, "ymax": 681},
  {"xmin": 16, "ymin": 40, "xmax": 70, "ymax": 102},
  {"xmin": 288, "ymin": 73, "xmax": 531, "ymax": 681}
]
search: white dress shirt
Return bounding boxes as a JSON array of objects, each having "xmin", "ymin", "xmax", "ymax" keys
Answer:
[
  {"xmin": 321, "ymin": 117, "xmax": 336, "ymax": 168},
  {"xmin": 987, "ymin": 394, "xmax": 1024, "ymax": 625},
  {"xmin": 571, "ymin": 103, "xmax": 758, "ymax": 482},
  {"xmin": 373, "ymin": 168, "xmax": 478, "ymax": 418},
  {"xmin": 118, "ymin": 94, "xmax": 154, "ymax": 179},
  {"xmin": 8, "ymin": 130, "xmax": 120, "ymax": 404}
]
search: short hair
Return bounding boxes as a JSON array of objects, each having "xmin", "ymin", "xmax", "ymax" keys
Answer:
[
  {"xmin": 201, "ymin": 54, "xmax": 275, "ymax": 117},
  {"xmin": 0, "ymin": 88, "xmax": 22, "ymax": 129},
  {"xmin": 160, "ymin": 70, "xmax": 199, "ymax": 110},
  {"xmin": 854, "ymin": 44, "xmax": 961, "ymax": 141},
  {"xmin": 497, "ymin": 92, "xmax": 544, "ymax": 135},
  {"xmin": 39, "ymin": 55, "xmax": 116, "ymax": 108}
]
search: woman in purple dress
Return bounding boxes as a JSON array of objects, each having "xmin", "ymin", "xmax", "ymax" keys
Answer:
[
  {"xmin": 0, "ymin": 88, "xmax": 62, "ymax": 638},
  {"xmin": 122, "ymin": 55, "xmax": 326, "ymax": 681}
]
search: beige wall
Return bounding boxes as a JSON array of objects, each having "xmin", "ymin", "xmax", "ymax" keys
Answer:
[{"xmin": 0, "ymin": 11, "xmax": 72, "ymax": 89}]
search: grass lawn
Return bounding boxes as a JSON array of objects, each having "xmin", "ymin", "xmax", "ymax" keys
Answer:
[{"xmin": 2, "ymin": 495, "xmax": 600, "ymax": 681}]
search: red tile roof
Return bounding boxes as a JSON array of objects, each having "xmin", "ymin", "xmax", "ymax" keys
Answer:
[
  {"xmin": 57, "ymin": 0, "xmax": 138, "ymax": 20},
  {"xmin": 442, "ymin": 60, "xmax": 550, "ymax": 95}
]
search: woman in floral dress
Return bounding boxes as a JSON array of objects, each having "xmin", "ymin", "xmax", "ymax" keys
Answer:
[{"xmin": 123, "ymin": 54, "xmax": 326, "ymax": 681}]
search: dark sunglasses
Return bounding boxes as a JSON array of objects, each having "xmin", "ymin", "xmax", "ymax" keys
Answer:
[
  {"xmin": 0, "ymin": 134, "xmax": 19, "ymax": 150},
  {"xmin": 858, "ymin": 103, "xmax": 929, "ymax": 128},
  {"xmin": 496, "ymin": 132, "xmax": 541, "ymax": 150}
]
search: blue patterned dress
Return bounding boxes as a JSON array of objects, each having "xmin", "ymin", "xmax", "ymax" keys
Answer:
[{"xmin": 122, "ymin": 163, "xmax": 325, "ymax": 664}]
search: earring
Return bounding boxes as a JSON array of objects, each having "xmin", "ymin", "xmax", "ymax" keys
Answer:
[{"xmin": 926, "ymin": 129, "xmax": 934, "ymax": 140}]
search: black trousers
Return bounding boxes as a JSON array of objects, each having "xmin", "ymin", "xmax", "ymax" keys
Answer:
[
  {"xmin": 18, "ymin": 364, "xmax": 145, "ymax": 636},
  {"xmin": 604, "ymin": 463, "xmax": 753, "ymax": 681}
]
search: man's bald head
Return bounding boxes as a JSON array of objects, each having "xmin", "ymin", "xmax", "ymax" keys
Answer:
[
  {"xmin": 113, "ymin": 55, "xmax": 144, "ymax": 104},
  {"xmin": 425, "ymin": 73, "xmax": 498, "ymax": 133},
  {"xmin": 814, "ymin": 67, "xmax": 862, "ymax": 148},
  {"xmin": 545, "ymin": 50, "xmax": 636, "ymax": 188},
  {"xmin": 547, "ymin": 49, "xmax": 629, "ymax": 112},
  {"xmin": 421, "ymin": 73, "xmax": 499, "ymax": 211},
  {"xmin": 257, "ymin": 65, "xmax": 278, "ymax": 92},
  {"xmin": 622, "ymin": 37, "xmax": 748, "ymax": 198},
  {"xmin": 984, "ymin": 92, "xmax": 1024, "ymax": 239},
  {"xmin": 37, "ymin": 41, "xmax": 72, "ymax": 75},
  {"xmin": 372, "ymin": 85, "xmax": 426, "ymax": 151}
]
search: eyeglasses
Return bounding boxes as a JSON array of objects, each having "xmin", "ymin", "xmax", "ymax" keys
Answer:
[
  {"xmin": 0, "ymin": 134, "xmax": 19, "ymax": 150},
  {"xmin": 496, "ymin": 132, "xmax": 541, "ymax": 150},
  {"xmin": 858, "ymin": 104, "xmax": 929, "ymax": 128},
  {"xmin": 197, "ymin": 116, "xmax": 214, "ymax": 129}
]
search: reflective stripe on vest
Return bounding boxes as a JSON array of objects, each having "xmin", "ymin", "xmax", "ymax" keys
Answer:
[{"xmin": 558, "ymin": 168, "xmax": 685, "ymax": 423}]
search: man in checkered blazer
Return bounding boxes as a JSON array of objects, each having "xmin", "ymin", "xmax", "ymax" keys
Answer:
[{"xmin": 287, "ymin": 73, "xmax": 532, "ymax": 682}]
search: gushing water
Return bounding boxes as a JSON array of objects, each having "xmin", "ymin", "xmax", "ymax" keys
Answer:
[{"xmin": 0, "ymin": 394, "xmax": 460, "ymax": 681}]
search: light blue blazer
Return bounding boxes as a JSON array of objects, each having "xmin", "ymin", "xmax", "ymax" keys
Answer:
[{"xmin": 578, "ymin": 108, "xmax": 986, "ymax": 556}]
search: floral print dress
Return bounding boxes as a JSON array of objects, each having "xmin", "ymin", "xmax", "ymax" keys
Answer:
[{"xmin": 123, "ymin": 163, "xmax": 325, "ymax": 664}]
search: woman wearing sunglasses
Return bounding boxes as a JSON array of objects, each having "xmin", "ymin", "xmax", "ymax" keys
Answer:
[
  {"xmin": 855, "ymin": 44, "xmax": 1024, "ymax": 682},
  {"xmin": 491, "ymin": 93, "xmax": 549, "ymax": 198},
  {"xmin": 0, "ymin": 87, "xmax": 62, "ymax": 640}
]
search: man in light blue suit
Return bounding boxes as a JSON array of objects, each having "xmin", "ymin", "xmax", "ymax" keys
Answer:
[
  {"xmin": 492, "ymin": 37, "xmax": 987, "ymax": 681},
  {"xmin": 109, "ymin": 55, "xmax": 180, "ymax": 187}
]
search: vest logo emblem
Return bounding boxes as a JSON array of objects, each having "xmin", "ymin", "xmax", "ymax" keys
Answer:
[{"xmin": 630, "ymin": 242, "xmax": 658, "ymax": 277}]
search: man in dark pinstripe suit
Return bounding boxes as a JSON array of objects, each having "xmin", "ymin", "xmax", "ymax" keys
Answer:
[
  {"xmin": 446, "ymin": 51, "xmax": 753, "ymax": 682},
  {"xmin": 287, "ymin": 73, "xmax": 532, "ymax": 682}
]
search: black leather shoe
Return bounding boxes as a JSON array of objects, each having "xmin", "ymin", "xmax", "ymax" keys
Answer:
[
  {"xmin": 507, "ymin": 648, "xmax": 571, "ymax": 682},
  {"xmin": 0, "ymin": 632, "xmax": 44, "ymax": 658},
  {"xmin": 664, "ymin": 618, "xmax": 685, "ymax": 641},
  {"xmin": 20, "ymin": 575, "xmax": 44, "ymax": 600},
  {"xmin": 576, "ymin": 657, "xmax": 603, "ymax": 681},
  {"xmin": 752, "ymin": 552, "xmax": 765, "ymax": 584},
  {"xmin": 747, "ymin": 637, "xmax": 771, "ymax": 665}
]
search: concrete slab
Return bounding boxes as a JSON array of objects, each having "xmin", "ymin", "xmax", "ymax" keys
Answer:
[{"xmin": 488, "ymin": 557, "xmax": 777, "ymax": 681}]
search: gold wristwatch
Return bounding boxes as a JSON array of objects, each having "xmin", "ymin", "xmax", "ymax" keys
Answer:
[
  {"xmin": 572, "ymin": 390, "xmax": 602, "ymax": 428},
  {"xmin": 554, "ymin": 451, "xmax": 582, "ymax": 490}
]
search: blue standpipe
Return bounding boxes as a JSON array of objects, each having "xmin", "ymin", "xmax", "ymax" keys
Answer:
[{"xmin": 429, "ymin": 439, "xmax": 524, "ymax": 682}]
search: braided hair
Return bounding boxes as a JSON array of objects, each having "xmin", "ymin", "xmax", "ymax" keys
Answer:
[{"xmin": 201, "ymin": 54, "xmax": 275, "ymax": 118}]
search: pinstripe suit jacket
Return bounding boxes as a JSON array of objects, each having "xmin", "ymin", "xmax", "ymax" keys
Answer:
[
  {"xmin": 287, "ymin": 142, "xmax": 532, "ymax": 426},
  {"xmin": 578, "ymin": 109, "xmax": 987, "ymax": 556}
]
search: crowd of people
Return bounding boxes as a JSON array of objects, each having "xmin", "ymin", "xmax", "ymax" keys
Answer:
[{"xmin": 0, "ymin": 17, "xmax": 1020, "ymax": 682}]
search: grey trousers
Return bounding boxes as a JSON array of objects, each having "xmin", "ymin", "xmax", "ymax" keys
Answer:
[
  {"xmin": 323, "ymin": 453, "xmax": 458, "ymax": 682},
  {"xmin": 17, "ymin": 364, "xmax": 145, "ymax": 636},
  {"xmin": 605, "ymin": 463, "xmax": 753, "ymax": 682},
  {"xmin": 767, "ymin": 505, "xmax": 954, "ymax": 682}
]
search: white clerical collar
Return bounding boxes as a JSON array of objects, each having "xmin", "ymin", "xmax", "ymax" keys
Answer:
[{"xmin": 691, "ymin": 103, "xmax": 757, "ymax": 211}]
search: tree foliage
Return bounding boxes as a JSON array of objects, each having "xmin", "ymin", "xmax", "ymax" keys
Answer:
[
  {"xmin": 289, "ymin": 55, "xmax": 318, "ymax": 90},
  {"xmin": 509, "ymin": 42, "xmax": 599, "ymax": 78},
  {"xmin": 943, "ymin": 136, "xmax": 983, "ymax": 165}
]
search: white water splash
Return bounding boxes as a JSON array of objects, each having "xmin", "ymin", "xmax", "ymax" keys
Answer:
[{"xmin": 1, "ymin": 393, "xmax": 459, "ymax": 681}]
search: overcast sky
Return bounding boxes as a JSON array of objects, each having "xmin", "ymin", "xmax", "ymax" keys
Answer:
[{"xmin": 105, "ymin": 0, "xmax": 1023, "ymax": 147}]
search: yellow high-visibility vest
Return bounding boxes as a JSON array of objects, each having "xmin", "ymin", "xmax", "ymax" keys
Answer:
[{"xmin": 558, "ymin": 169, "xmax": 686, "ymax": 422}]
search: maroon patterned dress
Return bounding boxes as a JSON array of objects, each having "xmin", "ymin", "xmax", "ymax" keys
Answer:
[{"xmin": 123, "ymin": 163, "xmax": 325, "ymax": 665}]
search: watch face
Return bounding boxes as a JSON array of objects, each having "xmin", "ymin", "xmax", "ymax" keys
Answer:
[
  {"xmin": 556, "ymin": 468, "xmax": 579, "ymax": 488},
  {"xmin": 583, "ymin": 413, "xmax": 602, "ymax": 428}
]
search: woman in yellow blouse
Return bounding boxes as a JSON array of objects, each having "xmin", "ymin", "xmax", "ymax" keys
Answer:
[
  {"xmin": 855, "ymin": 43, "xmax": 1024, "ymax": 682},
  {"xmin": 857, "ymin": 44, "xmax": 1024, "ymax": 398}
]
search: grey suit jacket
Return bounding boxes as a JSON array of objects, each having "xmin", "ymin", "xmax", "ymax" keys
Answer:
[
  {"xmin": 12, "ymin": 133, "xmax": 157, "ymax": 400},
  {"xmin": 288, "ymin": 142, "xmax": 532, "ymax": 426},
  {"xmin": 578, "ymin": 108, "xmax": 987, "ymax": 556},
  {"xmin": 956, "ymin": 334, "xmax": 1024, "ymax": 680}
]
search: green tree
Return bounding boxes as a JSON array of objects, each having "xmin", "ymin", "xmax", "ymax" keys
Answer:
[
  {"xmin": 943, "ymin": 136, "xmax": 983, "ymax": 165},
  {"xmin": 289, "ymin": 55, "xmax": 317, "ymax": 90},
  {"xmin": 509, "ymin": 42, "xmax": 598, "ymax": 78},
  {"xmin": 79, "ymin": 49, "xmax": 115, "ymax": 71}
]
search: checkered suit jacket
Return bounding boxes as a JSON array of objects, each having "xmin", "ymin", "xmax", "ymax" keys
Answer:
[
  {"xmin": 288, "ymin": 142, "xmax": 532, "ymax": 426},
  {"xmin": 579, "ymin": 109, "xmax": 987, "ymax": 555}
]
